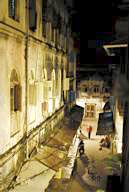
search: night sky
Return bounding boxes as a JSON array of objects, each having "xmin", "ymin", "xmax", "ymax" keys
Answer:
[
  {"xmin": 75, "ymin": 1, "xmax": 123, "ymax": 66},
  {"xmin": 72, "ymin": 0, "xmax": 126, "ymax": 80}
]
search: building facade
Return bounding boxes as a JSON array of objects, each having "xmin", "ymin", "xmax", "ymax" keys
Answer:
[
  {"xmin": 76, "ymin": 73, "xmax": 111, "ymax": 119},
  {"xmin": 105, "ymin": 38, "xmax": 129, "ymax": 191},
  {"xmin": 113, "ymin": 46, "xmax": 129, "ymax": 192},
  {"xmin": 0, "ymin": 0, "xmax": 76, "ymax": 190}
]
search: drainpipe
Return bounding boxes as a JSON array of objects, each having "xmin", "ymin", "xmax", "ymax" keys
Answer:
[{"xmin": 25, "ymin": 0, "xmax": 29, "ymax": 160}]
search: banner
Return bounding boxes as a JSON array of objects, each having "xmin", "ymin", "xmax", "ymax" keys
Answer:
[{"xmin": 96, "ymin": 112, "xmax": 114, "ymax": 135}]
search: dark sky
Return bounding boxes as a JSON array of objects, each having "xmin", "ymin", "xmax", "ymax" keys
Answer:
[
  {"xmin": 72, "ymin": 0, "xmax": 80, "ymax": 35},
  {"xmin": 80, "ymin": 0, "xmax": 123, "ymax": 65},
  {"xmin": 73, "ymin": 0, "xmax": 125, "ymax": 80}
]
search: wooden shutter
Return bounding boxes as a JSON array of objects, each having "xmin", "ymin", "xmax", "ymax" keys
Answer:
[
  {"xmin": 42, "ymin": 102, "xmax": 45, "ymax": 112},
  {"xmin": 42, "ymin": 0, "xmax": 48, "ymax": 37},
  {"xmin": 42, "ymin": 0, "xmax": 47, "ymax": 17},
  {"xmin": 17, "ymin": 85, "xmax": 22, "ymax": 111},
  {"xmin": 10, "ymin": 87, "xmax": 14, "ymax": 111},
  {"xmin": 9, "ymin": 0, "xmax": 16, "ymax": 19},
  {"xmin": 29, "ymin": 0, "xmax": 37, "ymax": 31},
  {"xmin": 42, "ymin": 101, "xmax": 48, "ymax": 113},
  {"xmin": 14, "ymin": 84, "xmax": 18, "ymax": 111},
  {"xmin": 29, "ymin": 84, "xmax": 36, "ymax": 105}
]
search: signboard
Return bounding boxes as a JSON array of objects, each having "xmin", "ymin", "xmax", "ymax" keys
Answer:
[{"xmin": 96, "ymin": 112, "xmax": 114, "ymax": 135}]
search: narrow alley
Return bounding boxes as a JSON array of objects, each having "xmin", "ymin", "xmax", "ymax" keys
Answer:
[
  {"xmin": 1, "ymin": 0, "xmax": 129, "ymax": 192},
  {"xmin": 8, "ymin": 105, "xmax": 113, "ymax": 192}
]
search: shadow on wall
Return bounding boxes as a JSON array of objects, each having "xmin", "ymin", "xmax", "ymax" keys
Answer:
[{"xmin": 113, "ymin": 69, "xmax": 129, "ymax": 101}]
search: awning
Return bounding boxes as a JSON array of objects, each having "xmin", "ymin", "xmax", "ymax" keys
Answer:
[
  {"xmin": 96, "ymin": 112, "xmax": 114, "ymax": 135},
  {"xmin": 70, "ymin": 105, "xmax": 84, "ymax": 123}
]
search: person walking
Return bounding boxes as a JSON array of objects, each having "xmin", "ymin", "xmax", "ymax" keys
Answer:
[
  {"xmin": 87, "ymin": 126, "xmax": 93, "ymax": 139},
  {"xmin": 78, "ymin": 139, "xmax": 84, "ymax": 156}
]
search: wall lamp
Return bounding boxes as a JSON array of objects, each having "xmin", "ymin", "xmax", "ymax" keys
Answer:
[{"xmin": 103, "ymin": 44, "xmax": 128, "ymax": 49}]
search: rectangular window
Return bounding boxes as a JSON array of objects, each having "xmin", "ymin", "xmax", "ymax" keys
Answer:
[
  {"xmin": 91, "ymin": 105, "xmax": 95, "ymax": 111},
  {"xmin": 29, "ymin": 0, "xmax": 37, "ymax": 31},
  {"xmin": 85, "ymin": 104, "xmax": 95, "ymax": 118},
  {"xmin": 87, "ymin": 105, "xmax": 90, "ymax": 111},
  {"xmin": 8, "ymin": 0, "xmax": 19, "ymax": 21},
  {"xmin": 42, "ymin": 0, "xmax": 48, "ymax": 37}
]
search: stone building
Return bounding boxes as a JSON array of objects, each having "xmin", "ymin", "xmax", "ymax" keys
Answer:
[
  {"xmin": 111, "ymin": 45, "xmax": 129, "ymax": 191},
  {"xmin": 0, "ymin": 0, "xmax": 76, "ymax": 190},
  {"xmin": 77, "ymin": 73, "xmax": 111, "ymax": 120},
  {"xmin": 103, "ymin": 19, "xmax": 129, "ymax": 190}
]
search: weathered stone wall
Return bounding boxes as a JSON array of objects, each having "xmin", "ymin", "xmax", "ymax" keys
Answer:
[{"xmin": 0, "ymin": 0, "xmax": 75, "ymax": 190}]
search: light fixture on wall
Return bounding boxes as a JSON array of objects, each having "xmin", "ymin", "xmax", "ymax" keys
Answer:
[{"xmin": 103, "ymin": 44, "xmax": 128, "ymax": 49}]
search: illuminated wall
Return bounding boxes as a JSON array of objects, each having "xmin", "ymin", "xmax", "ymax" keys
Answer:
[
  {"xmin": 0, "ymin": 17, "xmax": 26, "ymax": 155},
  {"xmin": 76, "ymin": 78, "xmax": 111, "ymax": 135},
  {"xmin": 114, "ymin": 99, "xmax": 123, "ymax": 153},
  {"xmin": 0, "ymin": 0, "xmax": 75, "ymax": 189}
]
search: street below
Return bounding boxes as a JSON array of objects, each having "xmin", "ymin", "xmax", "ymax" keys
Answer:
[{"xmin": 9, "ymin": 106, "xmax": 113, "ymax": 192}]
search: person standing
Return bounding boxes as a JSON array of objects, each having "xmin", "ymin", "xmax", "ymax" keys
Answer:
[{"xmin": 87, "ymin": 126, "xmax": 93, "ymax": 139}]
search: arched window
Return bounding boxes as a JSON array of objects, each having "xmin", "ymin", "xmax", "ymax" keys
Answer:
[{"xmin": 10, "ymin": 69, "xmax": 22, "ymax": 112}]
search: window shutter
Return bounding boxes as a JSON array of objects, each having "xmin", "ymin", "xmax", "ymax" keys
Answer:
[
  {"xmin": 17, "ymin": 85, "xmax": 22, "ymax": 111},
  {"xmin": 42, "ymin": 0, "xmax": 48, "ymax": 37},
  {"xmin": 14, "ymin": 84, "xmax": 19, "ymax": 111},
  {"xmin": 29, "ymin": 0, "xmax": 37, "ymax": 31},
  {"xmin": 42, "ymin": 0, "xmax": 48, "ymax": 18},
  {"xmin": 9, "ymin": 0, "xmax": 16, "ymax": 19},
  {"xmin": 29, "ymin": 84, "xmax": 37, "ymax": 105},
  {"xmin": 43, "ymin": 22, "xmax": 46, "ymax": 37},
  {"xmin": 42, "ymin": 101, "xmax": 48, "ymax": 113},
  {"xmin": 42, "ymin": 102, "xmax": 45, "ymax": 113},
  {"xmin": 10, "ymin": 87, "xmax": 14, "ymax": 111}
]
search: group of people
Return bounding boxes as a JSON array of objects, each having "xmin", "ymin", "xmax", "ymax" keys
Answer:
[
  {"xmin": 78, "ymin": 125, "xmax": 93, "ymax": 156},
  {"xmin": 99, "ymin": 135, "xmax": 111, "ymax": 150}
]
